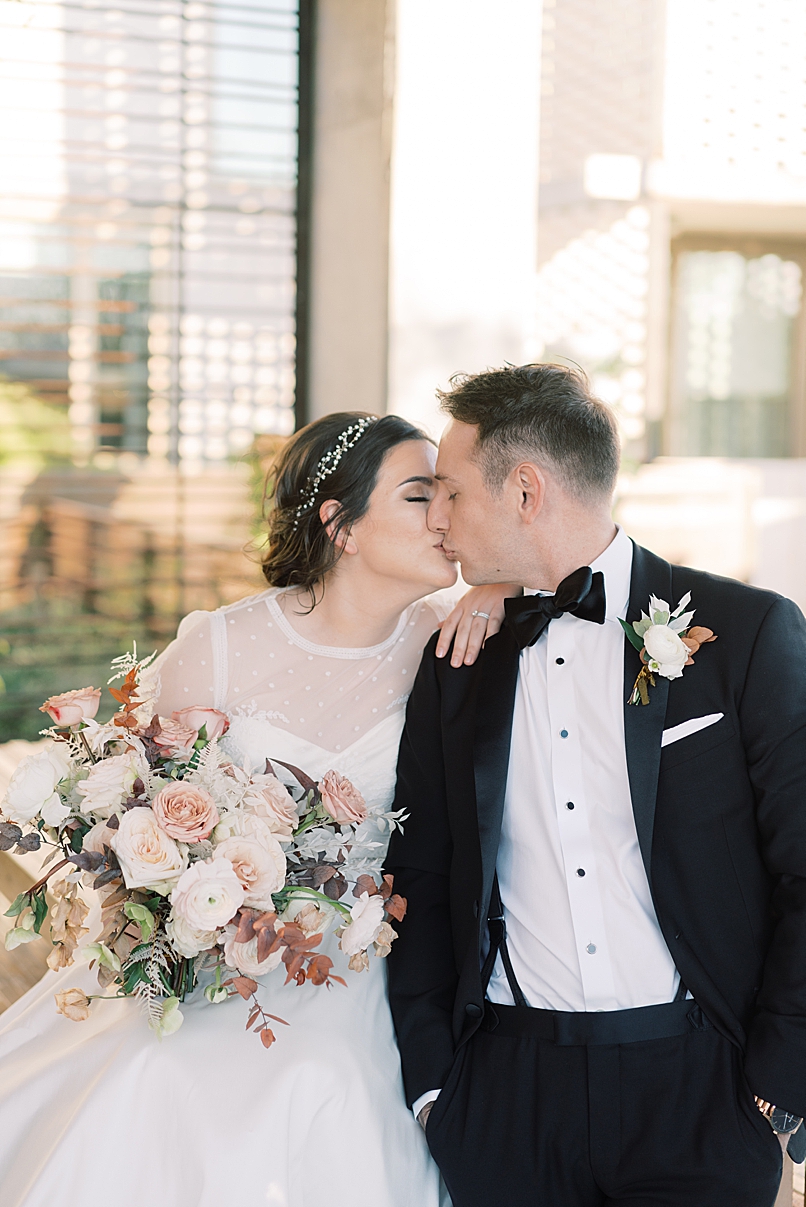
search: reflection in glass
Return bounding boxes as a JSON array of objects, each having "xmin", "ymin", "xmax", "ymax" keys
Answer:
[{"xmin": 672, "ymin": 250, "xmax": 802, "ymax": 458}]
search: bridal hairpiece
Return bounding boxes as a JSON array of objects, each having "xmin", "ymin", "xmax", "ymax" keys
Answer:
[{"xmin": 293, "ymin": 416, "xmax": 377, "ymax": 526}]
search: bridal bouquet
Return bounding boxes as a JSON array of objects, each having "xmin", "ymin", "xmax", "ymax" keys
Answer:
[{"xmin": 0, "ymin": 651, "xmax": 407, "ymax": 1047}]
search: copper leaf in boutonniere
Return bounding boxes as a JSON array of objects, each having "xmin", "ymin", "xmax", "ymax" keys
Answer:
[{"xmin": 622, "ymin": 593, "xmax": 717, "ymax": 705}]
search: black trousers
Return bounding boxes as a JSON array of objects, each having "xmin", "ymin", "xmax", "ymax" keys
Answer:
[{"xmin": 425, "ymin": 1003, "xmax": 783, "ymax": 1207}]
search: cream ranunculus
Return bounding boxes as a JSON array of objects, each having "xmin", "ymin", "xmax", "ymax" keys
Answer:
[
  {"xmin": 165, "ymin": 911, "xmax": 218, "ymax": 958},
  {"xmin": 40, "ymin": 687, "xmax": 101, "ymax": 728},
  {"xmin": 170, "ymin": 857, "xmax": 244, "ymax": 932},
  {"xmin": 75, "ymin": 751, "xmax": 146, "ymax": 817},
  {"xmin": 643, "ymin": 624, "xmax": 689, "ymax": 679},
  {"xmin": 214, "ymin": 834, "xmax": 286, "ymax": 910},
  {"xmin": 220, "ymin": 923, "xmax": 283, "ymax": 978},
  {"xmin": 112, "ymin": 807, "xmax": 186, "ymax": 889},
  {"xmin": 2, "ymin": 744, "xmax": 72, "ymax": 825},
  {"xmin": 339, "ymin": 891, "xmax": 385, "ymax": 957}
]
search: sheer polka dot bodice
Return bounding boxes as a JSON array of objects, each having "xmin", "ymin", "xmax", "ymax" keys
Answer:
[{"xmin": 151, "ymin": 587, "xmax": 452, "ymax": 758}]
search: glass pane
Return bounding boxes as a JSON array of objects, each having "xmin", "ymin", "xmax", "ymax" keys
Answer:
[
  {"xmin": 0, "ymin": 0, "xmax": 299, "ymax": 739},
  {"xmin": 672, "ymin": 250, "xmax": 802, "ymax": 458}
]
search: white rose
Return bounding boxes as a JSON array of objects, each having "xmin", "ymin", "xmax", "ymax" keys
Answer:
[
  {"xmin": 339, "ymin": 892, "xmax": 385, "ymax": 957},
  {"xmin": 643, "ymin": 624, "xmax": 689, "ymax": 679},
  {"xmin": 3, "ymin": 744, "xmax": 72, "ymax": 825},
  {"xmin": 171, "ymin": 857, "xmax": 244, "ymax": 932},
  {"xmin": 166, "ymin": 912, "xmax": 218, "ymax": 958},
  {"xmin": 220, "ymin": 923, "xmax": 283, "ymax": 978},
  {"xmin": 214, "ymin": 834, "xmax": 286, "ymax": 910},
  {"xmin": 282, "ymin": 896, "xmax": 338, "ymax": 939},
  {"xmin": 75, "ymin": 752, "xmax": 146, "ymax": 817},
  {"xmin": 112, "ymin": 808, "xmax": 186, "ymax": 889}
]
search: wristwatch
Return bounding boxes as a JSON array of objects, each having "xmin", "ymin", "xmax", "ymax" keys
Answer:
[{"xmin": 755, "ymin": 1097, "xmax": 803, "ymax": 1134}]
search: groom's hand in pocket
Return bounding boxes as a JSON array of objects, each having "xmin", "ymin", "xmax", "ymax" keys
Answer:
[{"xmin": 437, "ymin": 584, "xmax": 521, "ymax": 667}]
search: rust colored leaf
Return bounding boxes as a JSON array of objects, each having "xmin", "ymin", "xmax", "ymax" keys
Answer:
[
  {"xmin": 306, "ymin": 954, "xmax": 334, "ymax": 986},
  {"xmin": 353, "ymin": 874, "xmax": 378, "ymax": 899},
  {"xmin": 380, "ymin": 873, "xmax": 395, "ymax": 900},
  {"xmin": 235, "ymin": 909, "xmax": 261, "ymax": 944},
  {"xmin": 229, "ymin": 976, "xmax": 258, "ymax": 1000},
  {"xmin": 251, "ymin": 911, "xmax": 278, "ymax": 933},
  {"xmin": 384, "ymin": 894, "xmax": 407, "ymax": 922},
  {"xmin": 108, "ymin": 687, "xmax": 128, "ymax": 704},
  {"xmin": 312, "ymin": 865, "xmax": 336, "ymax": 887},
  {"xmin": 265, "ymin": 1012, "xmax": 290, "ymax": 1026},
  {"xmin": 256, "ymin": 926, "xmax": 283, "ymax": 965},
  {"xmin": 260, "ymin": 1027, "xmax": 276, "ymax": 1049},
  {"xmin": 246, "ymin": 1005, "xmax": 261, "ymax": 1030}
]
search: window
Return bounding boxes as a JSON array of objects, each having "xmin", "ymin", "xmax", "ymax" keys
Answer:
[
  {"xmin": 668, "ymin": 241, "xmax": 806, "ymax": 458},
  {"xmin": 0, "ymin": 0, "xmax": 304, "ymax": 738}
]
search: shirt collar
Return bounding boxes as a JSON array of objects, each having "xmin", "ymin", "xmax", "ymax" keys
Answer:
[
  {"xmin": 590, "ymin": 525, "xmax": 633, "ymax": 621},
  {"xmin": 525, "ymin": 526, "xmax": 633, "ymax": 622}
]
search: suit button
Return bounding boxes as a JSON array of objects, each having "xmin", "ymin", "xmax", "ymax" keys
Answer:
[
  {"xmin": 472, "ymin": 900, "xmax": 479, "ymax": 918},
  {"xmin": 465, "ymin": 1003, "xmax": 483, "ymax": 1019}
]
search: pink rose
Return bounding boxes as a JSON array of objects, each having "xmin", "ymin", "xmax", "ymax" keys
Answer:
[
  {"xmin": 152, "ymin": 718, "xmax": 199, "ymax": 760},
  {"xmin": 152, "ymin": 782, "xmax": 219, "ymax": 843},
  {"xmin": 319, "ymin": 771, "xmax": 367, "ymax": 825},
  {"xmin": 171, "ymin": 707, "xmax": 229, "ymax": 741},
  {"xmin": 40, "ymin": 687, "xmax": 101, "ymax": 728}
]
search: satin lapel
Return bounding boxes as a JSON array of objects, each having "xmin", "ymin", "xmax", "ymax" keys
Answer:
[
  {"xmin": 624, "ymin": 543, "xmax": 672, "ymax": 883},
  {"xmin": 472, "ymin": 624, "xmax": 521, "ymax": 903}
]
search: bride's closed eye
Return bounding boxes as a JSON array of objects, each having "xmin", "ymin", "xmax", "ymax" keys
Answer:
[{"xmin": 405, "ymin": 494, "xmax": 431, "ymax": 503}]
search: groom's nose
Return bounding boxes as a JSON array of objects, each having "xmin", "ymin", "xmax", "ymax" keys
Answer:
[{"xmin": 428, "ymin": 485, "xmax": 450, "ymax": 532}]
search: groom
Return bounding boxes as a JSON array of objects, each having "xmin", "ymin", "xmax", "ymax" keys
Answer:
[{"xmin": 385, "ymin": 364, "xmax": 806, "ymax": 1206}]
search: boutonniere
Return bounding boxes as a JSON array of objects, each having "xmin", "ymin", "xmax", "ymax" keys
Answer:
[{"xmin": 620, "ymin": 592, "xmax": 717, "ymax": 705}]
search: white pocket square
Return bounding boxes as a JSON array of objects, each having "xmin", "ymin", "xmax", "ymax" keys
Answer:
[{"xmin": 661, "ymin": 713, "xmax": 725, "ymax": 748}]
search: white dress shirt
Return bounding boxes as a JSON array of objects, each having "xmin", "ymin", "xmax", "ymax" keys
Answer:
[
  {"xmin": 488, "ymin": 526, "xmax": 679, "ymax": 1011},
  {"xmin": 412, "ymin": 528, "xmax": 679, "ymax": 1119}
]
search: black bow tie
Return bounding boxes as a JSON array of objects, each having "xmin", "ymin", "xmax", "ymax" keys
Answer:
[{"xmin": 504, "ymin": 566, "xmax": 607, "ymax": 650}]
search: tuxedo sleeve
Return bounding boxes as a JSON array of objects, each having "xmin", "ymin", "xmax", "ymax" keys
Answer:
[
  {"xmin": 385, "ymin": 635, "xmax": 458, "ymax": 1108},
  {"xmin": 740, "ymin": 595, "xmax": 806, "ymax": 1116}
]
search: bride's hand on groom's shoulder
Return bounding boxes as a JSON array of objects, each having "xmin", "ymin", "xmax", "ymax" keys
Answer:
[{"xmin": 436, "ymin": 584, "xmax": 522, "ymax": 668}]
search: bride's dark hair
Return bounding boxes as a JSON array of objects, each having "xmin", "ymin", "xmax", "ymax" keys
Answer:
[{"xmin": 262, "ymin": 411, "xmax": 428, "ymax": 593}]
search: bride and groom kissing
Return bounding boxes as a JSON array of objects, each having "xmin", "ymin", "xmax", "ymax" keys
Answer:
[{"xmin": 0, "ymin": 363, "xmax": 803, "ymax": 1207}]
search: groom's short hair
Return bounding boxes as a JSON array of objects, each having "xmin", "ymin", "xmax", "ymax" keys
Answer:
[{"xmin": 437, "ymin": 363, "xmax": 620, "ymax": 503}]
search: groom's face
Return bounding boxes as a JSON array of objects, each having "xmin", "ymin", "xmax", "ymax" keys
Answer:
[{"xmin": 431, "ymin": 419, "xmax": 519, "ymax": 584}]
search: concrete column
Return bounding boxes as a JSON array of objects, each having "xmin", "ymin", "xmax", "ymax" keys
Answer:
[
  {"xmin": 304, "ymin": 0, "xmax": 396, "ymax": 421},
  {"xmin": 387, "ymin": 0, "xmax": 542, "ymax": 435}
]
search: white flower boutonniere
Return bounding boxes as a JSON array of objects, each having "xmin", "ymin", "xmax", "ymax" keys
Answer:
[{"xmin": 620, "ymin": 592, "xmax": 717, "ymax": 706}]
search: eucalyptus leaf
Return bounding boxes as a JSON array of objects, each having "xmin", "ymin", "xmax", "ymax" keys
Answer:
[{"xmin": 619, "ymin": 618, "xmax": 645, "ymax": 652}]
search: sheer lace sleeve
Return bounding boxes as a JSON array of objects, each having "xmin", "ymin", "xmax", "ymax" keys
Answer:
[
  {"xmin": 149, "ymin": 611, "xmax": 218, "ymax": 716},
  {"xmin": 422, "ymin": 586, "xmax": 464, "ymax": 625}
]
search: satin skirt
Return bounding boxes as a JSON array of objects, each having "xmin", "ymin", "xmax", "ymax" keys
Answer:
[{"xmin": 0, "ymin": 930, "xmax": 445, "ymax": 1207}]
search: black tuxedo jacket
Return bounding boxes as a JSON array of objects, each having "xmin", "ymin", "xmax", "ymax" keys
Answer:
[{"xmin": 385, "ymin": 543, "xmax": 806, "ymax": 1116}]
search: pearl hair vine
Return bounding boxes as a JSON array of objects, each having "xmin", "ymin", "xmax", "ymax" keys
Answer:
[{"xmin": 293, "ymin": 416, "xmax": 378, "ymax": 527}]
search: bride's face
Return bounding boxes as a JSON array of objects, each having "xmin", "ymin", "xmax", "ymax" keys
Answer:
[{"xmin": 342, "ymin": 439, "xmax": 458, "ymax": 593}]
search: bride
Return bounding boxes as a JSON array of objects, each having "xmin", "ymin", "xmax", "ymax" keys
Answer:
[{"xmin": 0, "ymin": 412, "xmax": 510, "ymax": 1207}]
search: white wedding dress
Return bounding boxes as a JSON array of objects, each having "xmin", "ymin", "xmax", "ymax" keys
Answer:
[{"xmin": 0, "ymin": 587, "xmax": 452, "ymax": 1207}]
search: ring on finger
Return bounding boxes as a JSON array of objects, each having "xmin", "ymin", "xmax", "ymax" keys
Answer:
[{"xmin": 471, "ymin": 610, "xmax": 491, "ymax": 620}]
